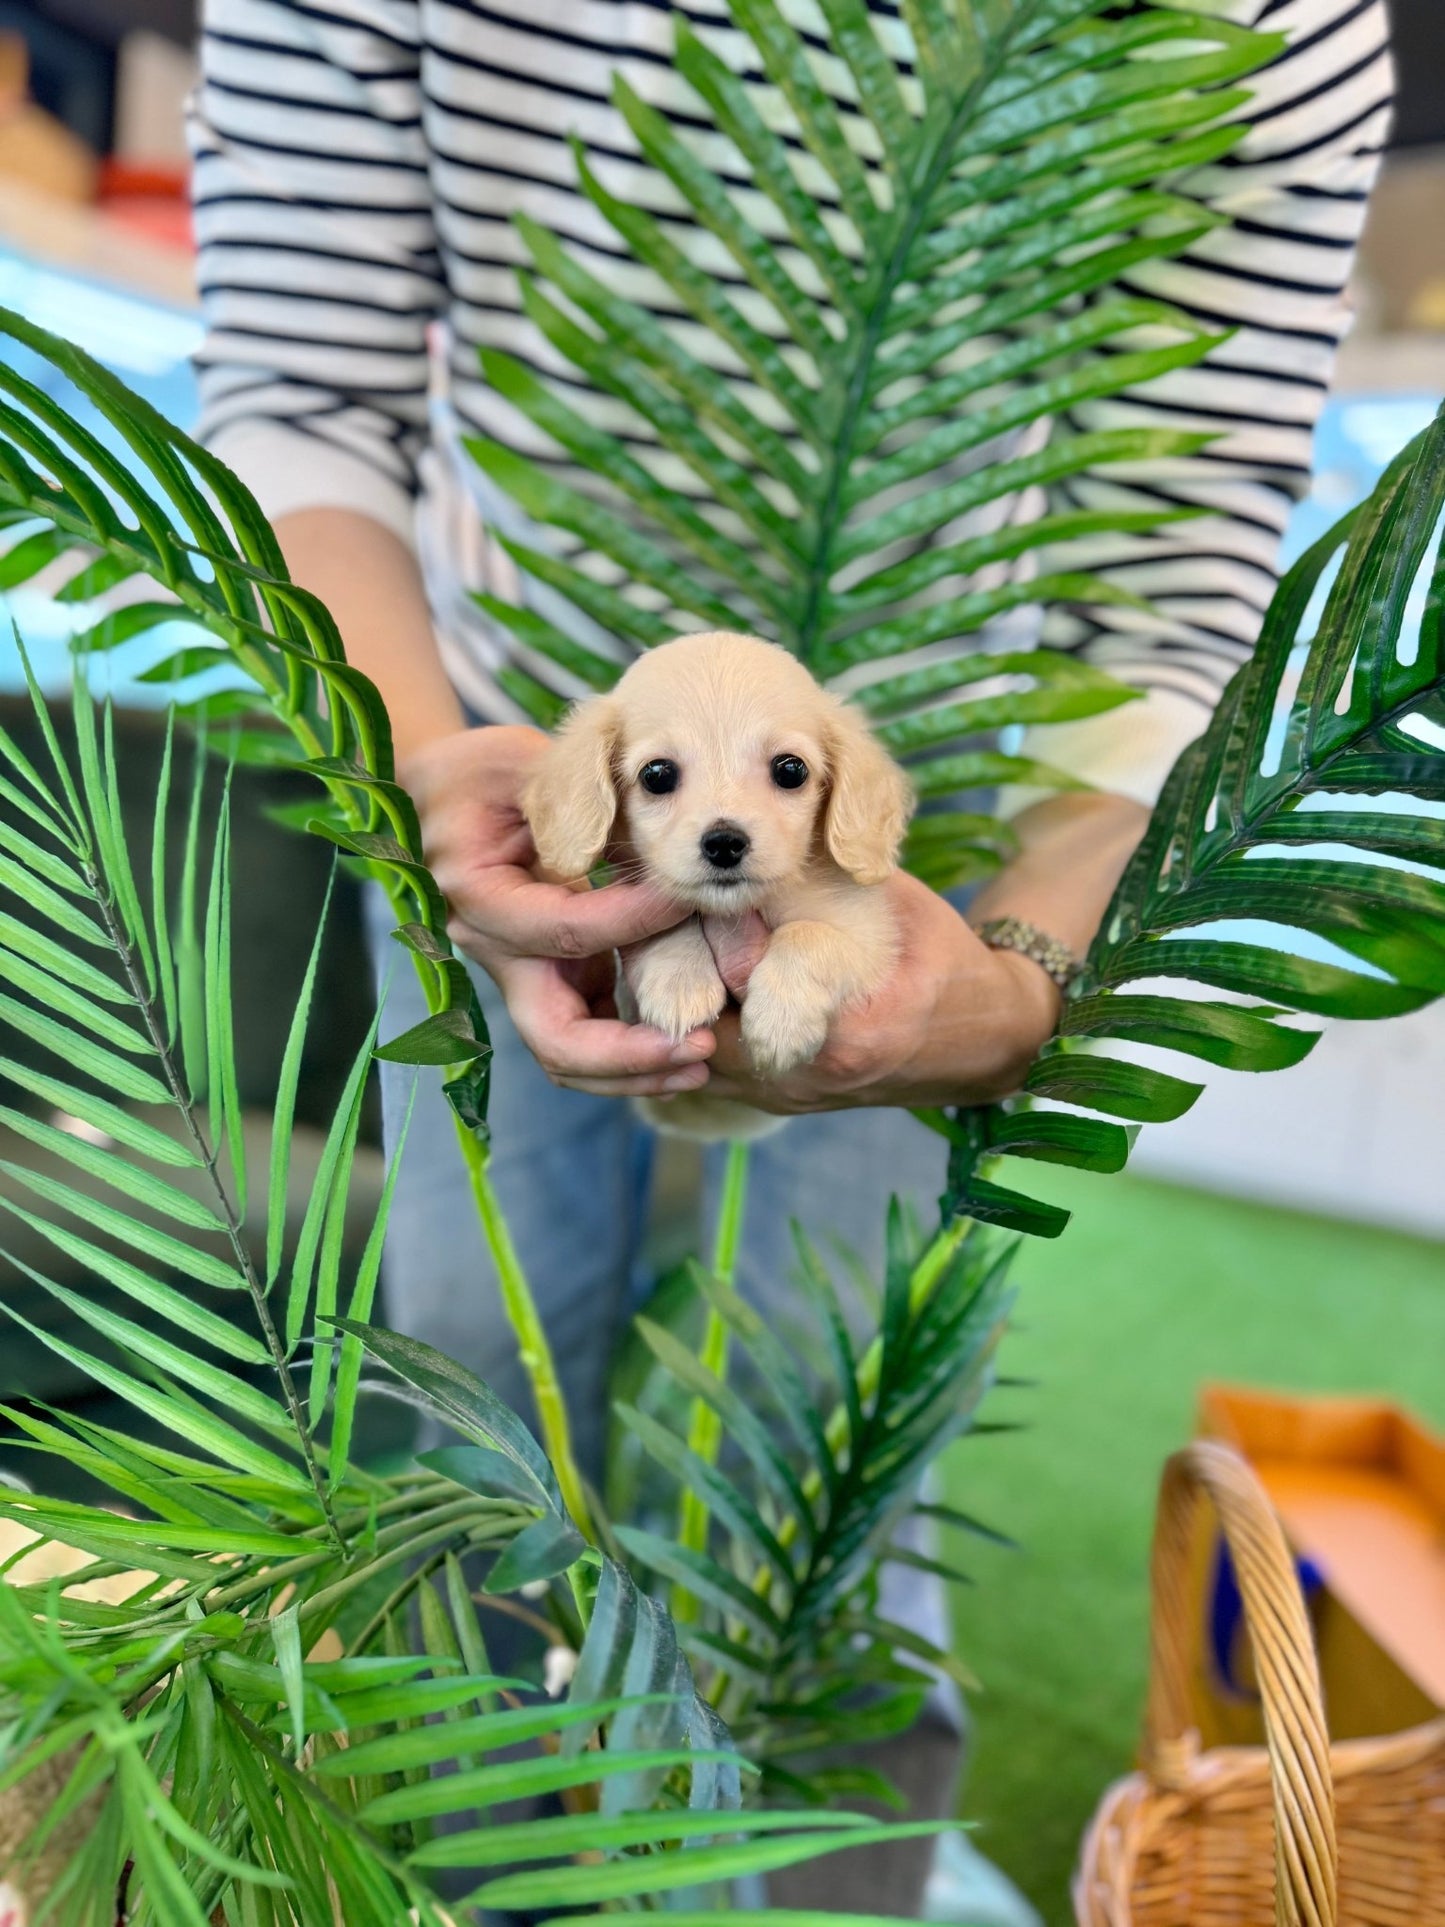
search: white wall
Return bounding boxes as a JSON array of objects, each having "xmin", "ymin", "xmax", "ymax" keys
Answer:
[{"xmin": 1129, "ymin": 1000, "xmax": 1445, "ymax": 1236}]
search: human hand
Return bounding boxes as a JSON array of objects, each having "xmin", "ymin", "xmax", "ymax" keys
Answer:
[
  {"xmin": 400, "ymin": 726, "xmax": 714, "ymax": 1098},
  {"xmin": 700, "ymin": 872, "xmax": 1061, "ymax": 1114}
]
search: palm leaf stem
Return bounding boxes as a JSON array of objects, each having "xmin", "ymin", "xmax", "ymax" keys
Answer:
[
  {"xmin": 454, "ymin": 1122, "xmax": 590, "ymax": 1539},
  {"xmin": 202, "ymin": 1482, "xmax": 467, "ymax": 1612},
  {"xmin": 381, "ymin": 1023, "xmax": 589, "ymax": 1553},
  {"xmin": 163, "ymin": 1547, "xmax": 338, "ymax": 1615},
  {"xmin": 676, "ymin": 1141, "xmax": 752, "ymax": 1617},
  {"xmin": 64, "ymin": 1484, "xmax": 460, "ymax": 1634}
]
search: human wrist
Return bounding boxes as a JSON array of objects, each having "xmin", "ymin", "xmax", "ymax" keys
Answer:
[
  {"xmin": 971, "ymin": 791, "xmax": 1149, "ymax": 957},
  {"xmin": 973, "ymin": 913, "xmax": 1082, "ymax": 996},
  {"xmin": 926, "ymin": 929, "xmax": 1061, "ymax": 1107},
  {"xmin": 272, "ymin": 506, "xmax": 466, "ymax": 769},
  {"xmin": 394, "ymin": 717, "xmax": 474, "ymax": 790},
  {"xmin": 988, "ymin": 940, "xmax": 1064, "ymax": 1046}
]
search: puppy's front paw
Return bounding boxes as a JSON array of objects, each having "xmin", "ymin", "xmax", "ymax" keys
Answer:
[
  {"xmin": 636, "ymin": 970, "xmax": 727, "ymax": 1044},
  {"xmin": 627, "ymin": 934, "xmax": 727, "ymax": 1044},
  {"xmin": 740, "ymin": 980, "xmax": 832, "ymax": 1076}
]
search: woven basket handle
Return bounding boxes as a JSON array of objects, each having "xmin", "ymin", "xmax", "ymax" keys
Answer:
[{"xmin": 1142, "ymin": 1441, "xmax": 1338, "ymax": 1927}]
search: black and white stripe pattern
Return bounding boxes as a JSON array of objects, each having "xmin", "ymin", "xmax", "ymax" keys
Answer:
[{"xmin": 190, "ymin": 0, "xmax": 1394, "ymax": 797}]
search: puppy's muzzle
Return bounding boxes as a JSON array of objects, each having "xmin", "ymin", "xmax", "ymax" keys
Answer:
[{"xmin": 700, "ymin": 821, "xmax": 749, "ymax": 871}]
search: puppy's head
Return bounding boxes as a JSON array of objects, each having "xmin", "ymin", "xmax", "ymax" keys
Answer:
[{"xmin": 523, "ymin": 631, "xmax": 913, "ymax": 910}]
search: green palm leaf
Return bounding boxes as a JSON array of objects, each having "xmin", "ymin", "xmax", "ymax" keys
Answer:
[
  {"xmin": 615, "ymin": 1209, "xmax": 1008, "ymax": 1768},
  {"xmin": 0, "ymin": 1492, "xmax": 902, "ymax": 1918},
  {"xmin": 7, "ymin": 1593, "xmax": 877, "ymax": 1926},
  {"xmin": 0, "ymin": 306, "xmax": 491, "ymax": 1141},
  {"xmin": 339, "ymin": 1321, "xmax": 744, "ymax": 1814},
  {"xmin": 945, "ymin": 409, "xmax": 1445, "ymax": 1232},
  {"xmin": 461, "ymin": 1, "xmax": 1274, "ymax": 880},
  {"xmin": 0, "ymin": 299, "xmax": 598, "ymax": 1512}
]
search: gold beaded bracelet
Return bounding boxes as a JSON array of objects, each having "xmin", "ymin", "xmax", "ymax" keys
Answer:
[{"xmin": 973, "ymin": 914, "xmax": 1083, "ymax": 992}]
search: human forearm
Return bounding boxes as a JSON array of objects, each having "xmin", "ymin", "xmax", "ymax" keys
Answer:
[
  {"xmin": 273, "ymin": 507, "xmax": 464, "ymax": 766},
  {"xmin": 969, "ymin": 789, "xmax": 1150, "ymax": 959}
]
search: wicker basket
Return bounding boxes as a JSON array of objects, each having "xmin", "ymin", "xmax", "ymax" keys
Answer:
[{"xmin": 1075, "ymin": 1441, "xmax": 1445, "ymax": 1925}]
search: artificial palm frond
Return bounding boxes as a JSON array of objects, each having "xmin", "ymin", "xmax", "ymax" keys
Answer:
[
  {"xmin": 460, "ymin": 0, "xmax": 1275, "ymax": 876},
  {"xmin": 0, "ymin": 653, "xmax": 341, "ymax": 1528},
  {"xmin": 943, "ymin": 404, "xmax": 1445, "ymax": 1233},
  {"xmin": 419, "ymin": 0, "xmax": 1445, "ymax": 1245},
  {"xmin": 608, "ymin": 1205, "xmax": 1013, "ymax": 1772},
  {"xmin": 0, "ymin": 305, "xmax": 490, "ymax": 1134},
  {"xmin": 0, "ymin": 300, "xmax": 614, "ymax": 1516},
  {"xmin": 2, "ymin": 1576, "xmax": 921, "ymax": 1926}
]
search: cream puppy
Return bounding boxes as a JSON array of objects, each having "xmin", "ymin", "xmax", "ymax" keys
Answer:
[{"xmin": 523, "ymin": 631, "xmax": 914, "ymax": 1137}]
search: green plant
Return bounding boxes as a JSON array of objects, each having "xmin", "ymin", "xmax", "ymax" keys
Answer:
[
  {"xmin": 944, "ymin": 415, "xmax": 1445, "ymax": 1234},
  {"xmin": 0, "ymin": 304, "xmax": 1019, "ymax": 1923},
  {"xmin": 0, "ymin": 294, "xmax": 981, "ymax": 1916},
  {"xmin": 0, "ymin": 0, "xmax": 1442, "ymax": 1920},
  {"xmin": 0, "ymin": 654, "xmax": 941, "ymax": 1922}
]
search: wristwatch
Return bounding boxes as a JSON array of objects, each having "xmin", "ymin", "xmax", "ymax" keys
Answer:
[{"xmin": 974, "ymin": 915, "xmax": 1083, "ymax": 992}]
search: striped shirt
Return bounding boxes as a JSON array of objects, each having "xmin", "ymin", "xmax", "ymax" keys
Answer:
[{"xmin": 189, "ymin": 0, "xmax": 1394, "ymax": 802}]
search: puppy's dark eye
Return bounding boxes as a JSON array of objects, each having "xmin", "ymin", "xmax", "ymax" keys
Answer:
[
  {"xmin": 771, "ymin": 754, "xmax": 809, "ymax": 791},
  {"xmin": 638, "ymin": 759, "xmax": 680, "ymax": 796}
]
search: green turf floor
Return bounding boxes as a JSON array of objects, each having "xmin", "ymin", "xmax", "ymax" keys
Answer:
[{"xmin": 938, "ymin": 1167, "xmax": 1445, "ymax": 1926}]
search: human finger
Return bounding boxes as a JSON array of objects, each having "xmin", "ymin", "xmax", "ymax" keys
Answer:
[
  {"xmin": 552, "ymin": 1063, "xmax": 713, "ymax": 1099},
  {"xmin": 708, "ymin": 1009, "xmax": 750, "ymax": 1080},
  {"xmin": 504, "ymin": 960, "xmax": 716, "ymax": 1081},
  {"xmin": 454, "ymin": 868, "xmax": 689, "ymax": 960},
  {"xmin": 702, "ymin": 1066, "xmax": 807, "ymax": 1112}
]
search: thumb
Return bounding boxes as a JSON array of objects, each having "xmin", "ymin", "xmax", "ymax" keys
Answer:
[{"xmin": 458, "ymin": 869, "xmax": 689, "ymax": 957}]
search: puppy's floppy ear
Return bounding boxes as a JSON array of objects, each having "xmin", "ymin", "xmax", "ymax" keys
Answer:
[
  {"xmin": 522, "ymin": 695, "xmax": 620, "ymax": 879},
  {"xmin": 822, "ymin": 698, "xmax": 914, "ymax": 886}
]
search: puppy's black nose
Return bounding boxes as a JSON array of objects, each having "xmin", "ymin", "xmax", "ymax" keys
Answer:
[{"xmin": 700, "ymin": 822, "xmax": 750, "ymax": 870}]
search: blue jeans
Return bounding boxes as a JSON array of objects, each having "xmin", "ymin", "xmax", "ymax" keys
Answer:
[{"xmin": 364, "ymin": 888, "xmax": 960, "ymax": 1686}]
